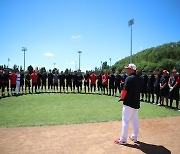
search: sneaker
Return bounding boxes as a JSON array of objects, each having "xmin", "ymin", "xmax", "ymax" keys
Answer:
[
  {"xmin": 114, "ymin": 138, "xmax": 127, "ymax": 144},
  {"xmin": 129, "ymin": 136, "xmax": 137, "ymax": 143}
]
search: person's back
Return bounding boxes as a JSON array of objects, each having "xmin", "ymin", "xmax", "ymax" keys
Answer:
[{"xmin": 123, "ymin": 73, "xmax": 142, "ymax": 109}]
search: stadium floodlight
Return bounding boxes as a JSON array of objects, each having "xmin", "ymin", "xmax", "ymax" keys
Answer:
[
  {"xmin": 77, "ymin": 51, "xmax": 82, "ymax": 71},
  {"xmin": 22, "ymin": 47, "xmax": 27, "ymax": 71},
  {"xmin": 109, "ymin": 58, "xmax": 111, "ymax": 67},
  {"xmin": 128, "ymin": 19, "xmax": 134, "ymax": 63},
  {"xmin": 8, "ymin": 58, "xmax": 10, "ymax": 68}
]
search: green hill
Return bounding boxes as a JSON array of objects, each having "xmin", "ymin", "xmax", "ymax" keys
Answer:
[{"xmin": 111, "ymin": 41, "xmax": 180, "ymax": 73}]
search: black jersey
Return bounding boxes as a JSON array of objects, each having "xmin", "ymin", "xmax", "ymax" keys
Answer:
[
  {"xmin": 84, "ymin": 74, "xmax": 90, "ymax": 81},
  {"xmin": 25, "ymin": 74, "xmax": 31, "ymax": 83},
  {"xmin": 0, "ymin": 73, "xmax": 2, "ymax": 86},
  {"xmin": 141, "ymin": 74, "xmax": 148, "ymax": 88},
  {"xmin": 109, "ymin": 74, "xmax": 115, "ymax": 85},
  {"xmin": 115, "ymin": 74, "xmax": 122, "ymax": 84},
  {"xmin": 73, "ymin": 74, "xmax": 78, "ymax": 83},
  {"xmin": 97, "ymin": 74, "xmax": 102, "ymax": 83},
  {"xmin": 37, "ymin": 73, "xmax": 41, "ymax": 83},
  {"xmin": 3, "ymin": 73, "xmax": 9, "ymax": 84},
  {"xmin": 20, "ymin": 73, "xmax": 24, "ymax": 84},
  {"xmin": 66, "ymin": 74, "xmax": 72, "ymax": 83},
  {"xmin": 48, "ymin": 73, "xmax": 53, "ymax": 82},
  {"xmin": 147, "ymin": 75, "xmax": 155, "ymax": 89},
  {"xmin": 78, "ymin": 74, "xmax": 83, "ymax": 82},
  {"xmin": 41, "ymin": 73, "xmax": 47, "ymax": 83},
  {"xmin": 123, "ymin": 73, "xmax": 142, "ymax": 109},
  {"xmin": 59, "ymin": 74, "xmax": 65, "ymax": 83}
]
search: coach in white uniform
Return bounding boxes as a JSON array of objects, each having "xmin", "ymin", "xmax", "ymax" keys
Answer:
[
  {"xmin": 114, "ymin": 64, "xmax": 142, "ymax": 144},
  {"xmin": 16, "ymin": 70, "xmax": 21, "ymax": 95}
]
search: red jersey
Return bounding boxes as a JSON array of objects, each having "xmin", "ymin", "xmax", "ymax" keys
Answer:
[
  {"xmin": 102, "ymin": 74, "xmax": 108, "ymax": 85},
  {"xmin": 31, "ymin": 73, "xmax": 38, "ymax": 83},
  {"xmin": 9, "ymin": 73, "xmax": 17, "ymax": 85},
  {"xmin": 90, "ymin": 74, "xmax": 97, "ymax": 84}
]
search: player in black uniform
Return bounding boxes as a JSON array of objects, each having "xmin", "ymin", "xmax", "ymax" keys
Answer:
[
  {"xmin": 20, "ymin": 70, "xmax": 25, "ymax": 94},
  {"xmin": 73, "ymin": 70, "xmax": 79, "ymax": 93},
  {"xmin": 168, "ymin": 70, "xmax": 179, "ymax": 109},
  {"xmin": 78, "ymin": 71, "xmax": 83, "ymax": 93},
  {"xmin": 154, "ymin": 69, "xmax": 161, "ymax": 104},
  {"xmin": 25, "ymin": 70, "xmax": 31, "ymax": 94},
  {"xmin": 115, "ymin": 70, "xmax": 122, "ymax": 96},
  {"xmin": 48, "ymin": 70, "xmax": 53, "ymax": 92},
  {"xmin": 53, "ymin": 70, "xmax": 59, "ymax": 92},
  {"xmin": 37, "ymin": 70, "xmax": 41, "ymax": 93},
  {"xmin": 147, "ymin": 70, "xmax": 155, "ymax": 103},
  {"xmin": 97, "ymin": 71, "xmax": 102, "ymax": 94},
  {"xmin": 0, "ymin": 70, "xmax": 3, "ymax": 98},
  {"xmin": 2, "ymin": 69, "xmax": 10, "ymax": 97},
  {"xmin": 140, "ymin": 70, "xmax": 148, "ymax": 102},
  {"xmin": 84, "ymin": 70, "xmax": 90, "ymax": 93},
  {"xmin": 41, "ymin": 71, "xmax": 47, "ymax": 92},
  {"xmin": 121, "ymin": 71, "xmax": 127, "ymax": 90},
  {"xmin": 108, "ymin": 70, "xmax": 115, "ymax": 96},
  {"xmin": 59, "ymin": 71, "xmax": 65, "ymax": 93},
  {"xmin": 159, "ymin": 70, "xmax": 169, "ymax": 106},
  {"xmin": 66, "ymin": 70, "xmax": 72, "ymax": 92}
]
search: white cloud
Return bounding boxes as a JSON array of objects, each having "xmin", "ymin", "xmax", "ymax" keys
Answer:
[
  {"xmin": 71, "ymin": 35, "xmax": 82, "ymax": 39},
  {"xmin": 43, "ymin": 52, "xmax": 55, "ymax": 57}
]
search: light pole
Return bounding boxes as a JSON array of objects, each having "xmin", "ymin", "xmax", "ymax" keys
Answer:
[
  {"xmin": 8, "ymin": 58, "xmax": 10, "ymax": 68},
  {"xmin": 128, "ymin": 19, "xmax": 134, "ymax": 63},
  {"xmin": 77, "ymin": 51, "xmax": 82, "ymax": 71},
  {"xmin": 109, "ymin": 58, "xmax": 111, "ymax": 67},
  {"xmin": 53, "ymin": 62, "xmax": 56, "ymax": 68},
  {"xmin": 22, "ymin": 47, "xmax": 27, "ymax": 71}
]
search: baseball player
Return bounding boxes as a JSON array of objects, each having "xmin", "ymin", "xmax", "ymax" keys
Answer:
[
  {"xmin": 66, "ymin": 70, "xmax": 72, "ymax": 92},
  {"xmin": 89, "ymin": 71, "xmax": 97, "ymax": 93},
  {"xmin": 140, "ymin": 70, "xmax": 148, "ymax": 102},
  {"xmin": 114, "ymin": 64, "xmax": 142, "ymax": 144},
  {"xmin": 53, "ymin": 70, "xmax": 59, "ymax": 92},
  {"xmin": 25, "ymin": 70, "xmax": 31, "ymax": 94},
  {"xmin": 108, "ymin": 70, "xmax": 115, "ymax": 96},
  {"xmin": 147, "ymin": 70, "xmax": 155, "ymax": 103},
  {"xmin": 97, "ymin": 71, "xmax": 102, "ymax": 94},
  {"xmin": 16, "ymin": 70, "xmax": 21, "ymax": 95},
  {"xmin": 73, "ymin": 70, "xmax": 78, "ymax": 93},
  {"xmin": 154, "ymin": 69, "xmax": 162, "ymax": 104},
  {"xmin": 48, "ymin": 69, "xmax": 54, "ymax": 92},
  {"xmin": 9, "ymin": 70, "xmax": 17, "ymax": 96},
  {"xmin": 31, "ymin": 70, "xmax": 38, "ymax": 93},
  {"xmin": 114, "ymin": 70, "xmax": 122, "ymax": 96},
  {"xmin": 20, "ymin": 70, "xmax": 25, "ymax": 93},
  {"xmin": 84, "ymin": 70, "xmax": 90, "ymax": 93},
  {"xmin": 102, "ymin": 70, "xmax": 108, "ymax": 95},
  {"xmin": 59, "ymin": 71, "xmax": 65, "ymax": 93},
  {"xmin": 168, "ymin": 70, "xmax": 179, "ymax": 109}
]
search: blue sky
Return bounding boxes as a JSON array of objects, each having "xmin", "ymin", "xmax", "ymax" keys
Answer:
[{"xmin": 0, "ymin": 0, "xmax": 180, "ymax": 71}]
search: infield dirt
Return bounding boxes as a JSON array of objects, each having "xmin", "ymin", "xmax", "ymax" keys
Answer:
[{"xmin": 0, "ymin": 116, "xmax": 179, "ymax": 154}]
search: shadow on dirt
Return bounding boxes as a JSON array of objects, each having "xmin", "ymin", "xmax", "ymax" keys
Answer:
[{"xmin": 122, "ymin": 141, "xmax": 171, "ymax": 154}]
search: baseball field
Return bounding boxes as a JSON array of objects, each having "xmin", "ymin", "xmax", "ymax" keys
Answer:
[{"xmin": 0, "ymin": 93, "xmax": 180, "ymax": 153}]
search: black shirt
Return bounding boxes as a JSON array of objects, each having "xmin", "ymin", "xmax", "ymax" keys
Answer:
[
  {"xmin": 115, "ymin": 74, "xmax": 122, "ymax": 84},
  {"xmin": 73, "ymin": 74, "xmax": 78, "ymax": 83},
  {"xmin": 59, "ymin": 74, "xmax": 65, "ymax": 83},
  {"xmin": 97, "ymin": 74, "xmax": 102, "ymax": 84},
  {"xmin": 66, "ymin": 74, "xmax": 72, "ymax": 83},
  {"xmin": 109, "ymin": 74, "xmax": 115, "ymax": 85},
  {"xmin": 48, "ymin": 73, "xmax": 53, "ymax": 82},
  {"xmin": 41, "ymin": 73, "xmax": 47, "ymax": 82},
  {"xmin": 147, "ymin": 75, "xmax": 155, "ymax": 88},
  {"xmin": 84, "ymin": 74, "xmax": 90, "ymax": 83},
  {"xmin": 123, "ymin": 73, "xmax": 142, "ymax": 109},
  {"xmin": 141, "ymin": 74, "xmax": 148, "ymax": 88},
  {"xmin": 25, "ymin": 74, "xmax": 30, "ymax": 83},
  {"xmin": 154, "ymin": 74, "xmax": 161, "ymax": 88}
]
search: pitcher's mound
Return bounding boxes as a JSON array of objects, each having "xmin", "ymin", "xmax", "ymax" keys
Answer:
[{"xmin": 0, "ymin": 116, "xmax": 179, "ymax": 154}]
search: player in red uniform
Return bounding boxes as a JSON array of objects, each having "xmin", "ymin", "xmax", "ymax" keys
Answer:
[
  {"xmin": 89, "ymin": 71, "xmax": 97, "ymax": 93},
  {"xmin": 102, "ymin": 70, "xmax": 108, "ymax": 95},
  {"xmin": 9, "ymin": 70, "xmax": 17, "ymax": 95},
  {"xmin": 31, "ymin": 70, "xmax": 38, "ymax": 93}
]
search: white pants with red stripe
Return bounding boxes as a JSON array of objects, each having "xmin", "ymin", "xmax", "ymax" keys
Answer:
[{"xmin": 120, "ymin": 105, "xmax": 139, "ymax": 142}]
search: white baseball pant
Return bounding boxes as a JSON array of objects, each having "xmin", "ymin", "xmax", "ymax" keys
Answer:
[{"xmin": 120, "ymin": 105, "xmax": 139, "ymax": 142}]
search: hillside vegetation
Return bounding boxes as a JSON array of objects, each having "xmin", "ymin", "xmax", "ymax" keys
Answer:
[{"xmin": 111, "ymin": 41, "xmax": 180, "ymax": 72}]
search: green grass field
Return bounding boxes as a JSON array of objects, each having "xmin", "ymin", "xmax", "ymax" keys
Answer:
[{"xmin": 0, "ymin": 93, "xmax": 179, "ymax": 127}]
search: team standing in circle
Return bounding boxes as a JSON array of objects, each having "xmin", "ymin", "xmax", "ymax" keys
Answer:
[{"xmin": 0, "ymin": 67, "xmax": 179, "ymax": 110}]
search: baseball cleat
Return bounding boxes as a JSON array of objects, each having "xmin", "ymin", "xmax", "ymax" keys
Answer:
[
  {"xmin": 114, "ymin": 138, "xmax": 127, "ymax": 144},
  {"xmin": 129, "ymin": 136, "xmax": 137, "ymax": 143}
]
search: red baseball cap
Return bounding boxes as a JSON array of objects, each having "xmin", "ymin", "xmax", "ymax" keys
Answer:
[{"xmin": 163, "ymin": 70, "xmax": 167, "ymax": 74}]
